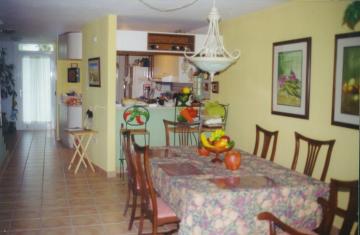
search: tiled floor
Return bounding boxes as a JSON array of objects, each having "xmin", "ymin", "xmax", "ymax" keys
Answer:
[{"xmin": 0, "ymin": 130, "xmax": 165, "ymax": 235}]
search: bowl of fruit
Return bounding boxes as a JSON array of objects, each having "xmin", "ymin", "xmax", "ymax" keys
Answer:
[{"xmin": 200, "ymin": 129, "xmax": 235, "ymax": 163}]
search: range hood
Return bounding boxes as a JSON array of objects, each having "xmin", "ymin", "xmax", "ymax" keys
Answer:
[{"xmin": 152, "ymin": 55, "xmax": 194, "ymax": 83}]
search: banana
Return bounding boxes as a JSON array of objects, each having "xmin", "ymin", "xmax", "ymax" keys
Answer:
[{"xmin": 200, "ymin": 133, "xmax": 214, "ymax": 148}]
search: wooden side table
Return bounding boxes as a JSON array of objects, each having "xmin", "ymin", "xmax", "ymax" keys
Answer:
[{"xmin": 66, "ymin": 129, "xmax": 97, "ymax": 174}]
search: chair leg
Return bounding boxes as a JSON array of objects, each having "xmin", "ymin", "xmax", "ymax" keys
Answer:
[
  {"xmin": 123, "ymin": 186, "xmax": 131, "ymax": 216},
  {"xmin": 138, "ymin": 213, "xmax": 144, "ymax": 235},
  {"xmin": 128, "ymin": 193, "xmax": 137, "ymax": 230},
  {"xmin": 152, "ymin": 219, "xmax": 158, "ymax": 235}
]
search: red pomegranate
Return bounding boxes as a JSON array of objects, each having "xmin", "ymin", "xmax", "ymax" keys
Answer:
[{"xmin": 224, "ymin": 151, "xmax": 241, "ymax": 170}]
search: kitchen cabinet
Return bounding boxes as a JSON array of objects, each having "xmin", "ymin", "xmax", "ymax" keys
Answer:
[
  {"xmin": 58, "ymin": 32, "xmax": 82, "ymax": 60},
  {"xmin": 116, "ymin": 30, "xmax": 205, "ymax": 54},
  {"xmin": 116, "ymin": 30, "xmax": 148, "ymax": 52}
]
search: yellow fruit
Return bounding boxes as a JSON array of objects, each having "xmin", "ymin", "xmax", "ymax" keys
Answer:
[
  {"xmin": 200, "ymin": 133, "xmax": 213, "ymax": 148},
  {"xmin": 182, "ymin": 87, "xmax": 191, "ymax": 94}
]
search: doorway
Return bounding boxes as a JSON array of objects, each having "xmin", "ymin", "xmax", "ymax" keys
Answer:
[{"xmin": 17, "ymin": 44, "xmax": 56, "ymax": 130}]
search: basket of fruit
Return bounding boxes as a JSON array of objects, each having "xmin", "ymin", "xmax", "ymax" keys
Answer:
[{"xmin": 200, "ymin": 129, "xmax": 235, "ymax": 163}]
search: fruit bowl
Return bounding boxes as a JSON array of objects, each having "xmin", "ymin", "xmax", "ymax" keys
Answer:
[
  {"xmin": 203, "ymin": 143, "xmax": 234, "ymax": 163},
  {"xmin": 200, "ymin": 130, "xmax": 235, "ymax": 163}
]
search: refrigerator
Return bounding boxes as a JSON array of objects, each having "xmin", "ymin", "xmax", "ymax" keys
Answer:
[{"xmin": 130, "ymin": 66, "xmax": 151, "ymax": 98}]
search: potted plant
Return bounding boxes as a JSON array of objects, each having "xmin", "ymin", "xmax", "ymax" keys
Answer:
[{"xmin": 0, "ymin": 48, "xmax": 17, "ymax": 133}]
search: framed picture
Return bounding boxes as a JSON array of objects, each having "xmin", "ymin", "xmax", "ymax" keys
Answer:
[
  {"xmin": 272, "ymin": 37, "xmax": 311, "ymax": 119},
  {"xmin": 204, "ymin": 82, "xmax": 209, "ymax": 92},
  {"xmin": 212, "ymin": 81, "xmax": 219, "ymax": 93},
  {"xmin": 88, "ymin": 57, "xmax": 101, "ymax": 87},
  {"xmin": 331, "ymin": 32, "xmax": 360, "ymax": 129}
]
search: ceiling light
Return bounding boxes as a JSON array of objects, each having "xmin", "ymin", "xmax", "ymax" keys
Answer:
[{"xmin": 184, "ymin": 2, "xmax": 240, "ymax": 81}]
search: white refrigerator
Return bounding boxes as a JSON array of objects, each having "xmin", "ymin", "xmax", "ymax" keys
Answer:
[{"xmin": 131, "ymin": 66, "xmax": 151, "ymax": 98}]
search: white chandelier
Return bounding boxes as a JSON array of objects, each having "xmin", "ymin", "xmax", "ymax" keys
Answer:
[{"xmin": 184, "ymin": 3, "xmax": 240, "ymax": 81}]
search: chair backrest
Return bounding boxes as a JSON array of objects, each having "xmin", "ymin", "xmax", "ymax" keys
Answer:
[
  {"xmin": 123, "ymin": 105, "xmax": 150, "ymax": 129},
  {"xmin": 121, "ymin": 130, "xmax": 138, "ymax": 192},
  {"xmin": 163, "ymin": 119, "xmax": 200, "ymax": 146},
  {"xmin": 253, "ymin": 125, "xmax": 278, "ymax": 162},
  {"xmin": 291, "ymin": 132, "xmax": 335, "ymax": 181},
  {"xmin": 131, "ymin": 138, "xmax": 158, "ymax": 222},
  {"xmin": 316, "ymin": 179, "xmax": 358, "ymax": 235}
]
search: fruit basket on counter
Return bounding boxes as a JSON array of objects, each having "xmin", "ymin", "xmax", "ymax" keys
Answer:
[{"xmin": 200, "ymin": 129, "xmax": 235, "ymax": 163}]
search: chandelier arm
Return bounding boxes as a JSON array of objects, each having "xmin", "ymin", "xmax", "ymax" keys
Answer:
[{"xmin": 138, "ymin": 0, "xmax": 200, "ymax": 12}]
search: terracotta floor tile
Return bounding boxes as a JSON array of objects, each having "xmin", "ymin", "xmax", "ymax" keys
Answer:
[
  {"xmin": 102, "ymin": 223, "xmax": 135, "ymax": 235},
  {"xmin": 10, "ymin": 230, "xmax": 41, "ymax": 235},
  {"xmin": 69, "ymin": 206, "xmax": 97, "ymax": 216},
  {"xmin": 99, "ymin": 212, "xmax": 125, "ymax": 224},
  {"xmin": 41, "ymin": 208, "xmax": 70, "ymax": 218},
  {"xmin": 71, "ymin": 215, "xmax": 100, "ymax": 226},
  {"xmin": 40, "ymin": 227, "xmax": 73, "ymax": 235},
  {"xmin": 73, "ymin": 225, "xmax": 105, "ymax": 235},
  {"xmin": 10, "ymin": 219, "xmax": 41, "ymax": 230},
  {"xmin": 41, "ymin": 216, "xmax": 71, "ymax": 228}
]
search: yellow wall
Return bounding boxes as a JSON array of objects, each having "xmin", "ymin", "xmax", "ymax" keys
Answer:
[
  {"xmin": 216, "ymin": 1, "xmax": 359, "ymax": 181},
  {"xmin": 82, "ymin": 15, "xmax": 117, "ymax": 174},
  {"xmin": 56, "ymin": 60, "xmax": 83, "ymax": 95}
]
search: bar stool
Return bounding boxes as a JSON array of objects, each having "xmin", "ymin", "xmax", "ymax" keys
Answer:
[{"xmin": 119, "ymin": 105, "xmax": 150, "ymax": 179}]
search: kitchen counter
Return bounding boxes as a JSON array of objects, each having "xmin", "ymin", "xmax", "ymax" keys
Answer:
[{"xmin": 115, "ymin": 105, "xmax": 175, "ymax": 171}]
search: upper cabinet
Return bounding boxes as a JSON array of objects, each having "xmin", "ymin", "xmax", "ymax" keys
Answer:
[
  {"xmin": 58, "ymin": 32, "xmax": 82, "ymax": 60},
  {"xmin": 116, "ymin": 30, "xmax": 205, "ymax": 54},
  {"xmin": 116, "ymin": 30, "xmax": 148, "ymax": 52}
]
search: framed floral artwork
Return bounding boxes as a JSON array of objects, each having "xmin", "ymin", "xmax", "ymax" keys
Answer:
[
  {"xmin": 331, "ymin": 32, "xmax": 360, "ymax": 129},
  {"xmin": 271, "ymin": 37, "xmax": 311, "ymax": 119}
]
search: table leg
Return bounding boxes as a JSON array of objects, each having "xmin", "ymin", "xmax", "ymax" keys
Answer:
[
  {"xmin": 82, "ymin": 134, "xmax": 95, "ymax": 172},
  {"xmin": 68, "ymin": 135, "xmax": 83, "ymax": 170}
]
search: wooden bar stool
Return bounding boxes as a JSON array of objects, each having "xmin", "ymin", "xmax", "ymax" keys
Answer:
[{"xmin": 66, "ymin": 129, "xmax": 97, "ymax": 174}]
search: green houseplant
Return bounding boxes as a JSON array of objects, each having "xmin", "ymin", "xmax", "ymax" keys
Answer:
[{"xmin": 0, "ymin": 48, "xmax": 17, "ymax": 133}]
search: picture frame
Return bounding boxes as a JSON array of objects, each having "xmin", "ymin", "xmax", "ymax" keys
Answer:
[
  {"xmin": 331, "ymin": 32, "xmax": 360, "ymax": 129},
  {"xmin": 211, "ymin": 81, "xmax": 219, "ymax": 93},
  {"xmin": 271, "ymin": 37, "xmax": 311, "ymax": 119},
  {"xmin": 204, "ymin": 82, "xmax": 209, "ymax": 92},
  {"xmin": 88, "ymin": 57, "xmax": 101, "ymax": 87}
]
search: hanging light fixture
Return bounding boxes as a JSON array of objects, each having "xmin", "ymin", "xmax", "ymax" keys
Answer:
[{"xmin": 184, "ymin": 2, "xmax": 240, "ymax": 81}]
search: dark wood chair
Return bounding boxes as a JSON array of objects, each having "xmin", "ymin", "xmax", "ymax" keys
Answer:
[
  {"xmin": 121, "ymin": 130, "xmax": 140, "ymax": 230},
  {"xmin": 132, "ymin": 137, "xmax": 180, "ymax": 235},
  {"xmin": 258, "ymin": 178, "xmax": 358, "ymax": 235},
  {"xmin": 291, "ymin": 132, "xmax": 335, "ymax": 181},
  {"xmin": 257, "ymin": 212, "xmax": 316, "ymax": 235},
  {"xmin": 163, "ymin": 119, "xmax": 200, "ymax": 147},
  {"xmin": 253, "ymin": 124, "xmax": 278, "ymax": 162},
  {"xmin": 315, "ymin": 179, "xmax": 358, "ymax": 235}
]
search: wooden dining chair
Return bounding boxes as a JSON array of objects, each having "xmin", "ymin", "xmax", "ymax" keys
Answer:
[
  {"xmin": 253, "ymin": 124, "xmax": 279, "ymax": 162},
  {"xmin": 315, "ymin": 179, "xmax": 358, "ymax": 235},
  {"xmin": 121, "ymin": 130, "xmax": 141, "ymax": 230},
  {"xmin": 132, "ymin": 138, "xmax": 180, "ymax": 235},
  {"xmin": 291, "ymin": 132, "xmax": 335, "ymax": 181},
  {"xmin": 163, "ymin": 119, "xmax": 200, "ymax": 147},
  {"xmin": 257, "ymin": 211, "xmax": 316, "ymax": 235},
  {"xmin": 258, "ymin": 178, "xmax": 358, "ymax": 235}
]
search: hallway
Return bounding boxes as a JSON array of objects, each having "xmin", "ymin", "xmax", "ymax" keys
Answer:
[{"xmin": 0, "ymin": 131, "xmax": 135, "ymax": 235}]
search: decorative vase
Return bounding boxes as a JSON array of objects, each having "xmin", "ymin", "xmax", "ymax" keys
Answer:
[{"xmin": 224, "ymin": 150, "xmax": 241, "ymax": 170}]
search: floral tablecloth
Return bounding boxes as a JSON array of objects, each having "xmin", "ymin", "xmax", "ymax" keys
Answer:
[{"xmin": 149, "ymin": 147, "xmax": 329, "ymax": 235}]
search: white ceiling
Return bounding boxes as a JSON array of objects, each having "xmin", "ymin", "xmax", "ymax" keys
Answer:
[{"xmin": 0, "ymin": 0, "xmax": 287, "ymax": 42}]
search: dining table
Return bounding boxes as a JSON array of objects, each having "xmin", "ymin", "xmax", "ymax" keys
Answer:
[{"xmin": 149, "ymin": 146, "xmax": 329, "ymax": 235}]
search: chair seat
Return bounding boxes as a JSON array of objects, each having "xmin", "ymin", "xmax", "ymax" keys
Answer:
[
  {"xmin": 121, "ymin": 128, "xmax": 149, "ymax": 135},
  {"xmin": 149, "ymin": 197, "xmax": 177, "ymax": 219}
]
